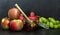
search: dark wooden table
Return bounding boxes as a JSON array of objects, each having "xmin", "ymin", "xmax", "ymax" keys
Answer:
[{"xmin": 0, "ymin": 27, "xmax": 60, "ymax": 35}]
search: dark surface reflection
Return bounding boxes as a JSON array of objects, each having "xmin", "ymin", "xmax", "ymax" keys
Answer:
[{"xmin": 0, "ymin": 28, "xmax": 60, "ymax": 35}]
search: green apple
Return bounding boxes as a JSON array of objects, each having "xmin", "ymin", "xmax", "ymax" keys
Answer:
[
  {"xmin": 40, "ymin": 17, "xmax": 48, "ymax": 23},
  {"xmin": 39, "ymin": 18, "xmax": 43, "ymax": 23},
  {"xmin": 46, "ymin": 22, "xmax": 50, "ymax": 26},
  {"xmin": 48, "ymin": 17, "xmax": 55, "ymax": 20},
  {"xmin": 54, "ymin": 25, "xmax": 58, "ymax": 29},
  {"xmin": 53, "ymin": 20, "xmax": 60, "ymax": 25},
  {"xmin": 58, "ymin": 24, "xmax": 60, "ymax": 28},
  {"xmin": 48, "ymin": 17, "xmax": 56, "ymax": 24},
  {"xmin": 56, "ymin": 20, "xmax": 60, "ymax": 24},
  {"xmin": 49, "ymin": 22, "xmax": 54, "ymax": 28}
]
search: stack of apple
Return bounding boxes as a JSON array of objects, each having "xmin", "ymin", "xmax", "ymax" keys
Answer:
[
  {"xmin": 39, "ymin": 17, "xmax": 60, "ymax": 29},
  {"xmin": 1, "ymin": 8, "xmax": 24, "ymax": 31},
  {"xmin": 1, "ymin": 8, "xmax": 39, "ymax": 31}
]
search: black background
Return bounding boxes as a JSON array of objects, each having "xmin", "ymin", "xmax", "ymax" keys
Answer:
[
  {"xmin": 0, "ymin": 0, "xmax": 60, "ymax": 35},
  {"xmin": 0, "ymin": 0, "xmax": 60, "ymax": 21}
]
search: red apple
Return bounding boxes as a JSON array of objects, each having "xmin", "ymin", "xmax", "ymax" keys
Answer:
[
  {"xmin": 30, "ymin": 12, "xmax": 35, "ymax": 17},
  {"xmin": 8, "ymin": 8, "xmax": 20, "ymax": 19},
  {"xmin": 9, "ymin": 19, "xmax": 24, "ymax": 31},
  {"xmin": 19, "ymin": 14, "xmax": 25, "ymax": 22},
  {"xmin": 1, "ymin": 17, "xmax": 10, "ymax": 29},
  {"xmin": 29, "ymin": 12, "xmax": 39, "ymax": 22}
]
